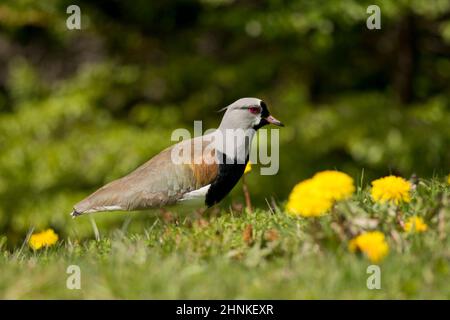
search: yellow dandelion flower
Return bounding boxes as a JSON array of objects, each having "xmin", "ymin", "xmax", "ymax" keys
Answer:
[
  {"xmin": 286, "ymin": 170, "xmax": 355, "ymax": 217},
  {"xmin": 349, "ymin": 231, "xmax": 389, "ymax": 263},
  {"xmin": 313, "ymin": 170, "xmax": 355, "ymax": 201},
  {"xmin": 286, "ymin": 178, "xmax": 333, "ymax": 217},
  {"xmin": 371, "ymin": 175, "xmax": 412, "ymax": 205},
  {"xmin": 29, "ymin": 229, "xmax": 59, "ymax": 250},
  {"xmin": 404, "ymin": 216, "xmax": 428, "ymax": 233},
  {"xmin": 244, "ymin": 162, "xmax": 252, "ymax": 174},
  {"xmin": 447, "ymin": 174, "xmax": 450, "ymax": 185}
]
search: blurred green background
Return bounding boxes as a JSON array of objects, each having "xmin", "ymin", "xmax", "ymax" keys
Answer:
[{"xmin": 0, "ymin": 0, "xmax": 449, "ymax": 242}]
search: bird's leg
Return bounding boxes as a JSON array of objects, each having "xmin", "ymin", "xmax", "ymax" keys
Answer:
[{"xmin": 242, "ymin": 175, "xmax": 253, "ymax": 213}]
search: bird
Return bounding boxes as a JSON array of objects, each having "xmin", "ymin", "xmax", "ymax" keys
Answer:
[{"xmin": 71, "ymin": 98, "xmax": 283, "ymax": 217}]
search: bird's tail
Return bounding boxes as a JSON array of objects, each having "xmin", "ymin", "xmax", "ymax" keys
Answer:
[{"xmin": 70, "ymin": 208, "xmax": 84, "ymax": 218}]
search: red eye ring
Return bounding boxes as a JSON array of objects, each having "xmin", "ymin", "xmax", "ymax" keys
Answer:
[{"xmin": 248, "ymin": 106, "xmax": 260, "ymax": 114}]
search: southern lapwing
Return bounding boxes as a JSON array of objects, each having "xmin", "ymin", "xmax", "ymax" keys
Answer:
[{"xmin": 71, "ymin": 98, "xmax": 283, "ymax": 217}]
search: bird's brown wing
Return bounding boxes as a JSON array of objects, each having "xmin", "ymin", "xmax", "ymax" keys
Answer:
[{"xmin": 73, "ymin": 136, "xmax": 218, "ymax": 215}]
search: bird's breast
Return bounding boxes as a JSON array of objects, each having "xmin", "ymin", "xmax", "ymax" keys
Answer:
[{"xmin": 204, "ymin": 152, "xmax": 248, "ymax": 207}]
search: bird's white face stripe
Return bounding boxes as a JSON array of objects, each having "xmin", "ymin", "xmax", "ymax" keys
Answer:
[{"xmin": 252, "ymin": 113, "xmax": 262, "ymax": 127}]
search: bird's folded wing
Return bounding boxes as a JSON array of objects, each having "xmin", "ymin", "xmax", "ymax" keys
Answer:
[{"xmin": 73, "ymin": 136, "xmax": 218, "ymax": 213}]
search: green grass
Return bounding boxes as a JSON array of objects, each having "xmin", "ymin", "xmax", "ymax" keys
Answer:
[{"xmin": 0, "ymin": 178, "xmax": 449, "ymax": 299}]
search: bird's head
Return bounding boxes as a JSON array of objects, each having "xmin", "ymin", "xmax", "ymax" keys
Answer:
[{"xmin": 219, "ymin": 98, "xmax": 284, "ymax": 130}]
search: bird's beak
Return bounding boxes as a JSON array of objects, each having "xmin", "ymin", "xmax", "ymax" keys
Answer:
[{"xmin": 265, "ymin": 115, "xmax": 284, "ymax": 127}]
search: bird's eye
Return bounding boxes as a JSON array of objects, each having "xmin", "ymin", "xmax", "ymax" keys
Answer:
[{"xmin": 248, "ymin": 106, "xmax": 260, "ymax": 114}]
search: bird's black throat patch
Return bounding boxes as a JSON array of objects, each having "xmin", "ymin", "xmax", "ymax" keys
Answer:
[
  {"xmin": 253, "ymin": 100, "xmax": 270, "ymax": 130},
  {"xmin": 205, "ymin": 151, "xmax": 248, "ymax": 207},
  {"xmin": 260, "ymin": 100, "xmax": 269, "ymax": 118}
]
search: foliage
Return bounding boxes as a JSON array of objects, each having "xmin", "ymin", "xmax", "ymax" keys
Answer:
[
  {"xmin": 0, "ymin": 1, "xmax": 449, "ymax": 240},
  {"xmin": 0, "ymin": 178, "xmax": 449, "ymax": 299}
]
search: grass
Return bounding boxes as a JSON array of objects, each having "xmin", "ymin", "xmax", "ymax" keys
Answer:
[{"xmin": 0, "ymin": 178, "xmax": 449, "ymax": 299}]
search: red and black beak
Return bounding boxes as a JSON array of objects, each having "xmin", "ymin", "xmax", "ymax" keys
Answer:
[{"xmin": 264, "ymin": 115, "xmax": 284, "ymax": 127}]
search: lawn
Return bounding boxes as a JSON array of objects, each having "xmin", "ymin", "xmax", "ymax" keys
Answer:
[{"xmin": 0, "ymin": 177, "xmax": 449, "ymax": 299}]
